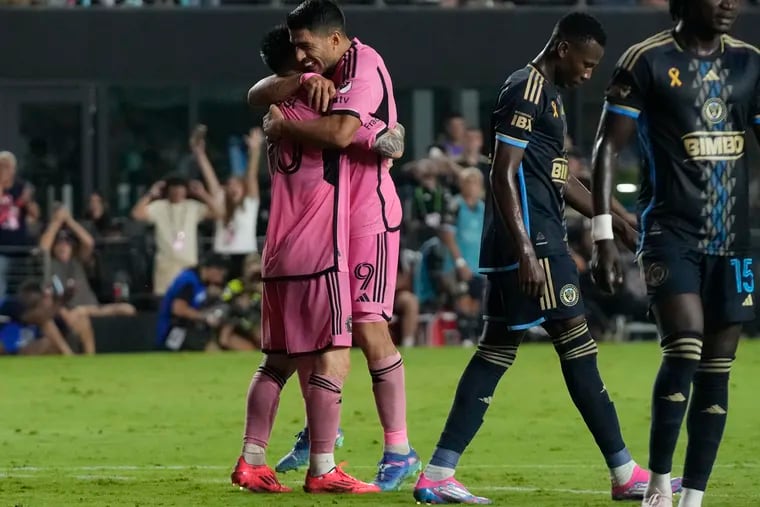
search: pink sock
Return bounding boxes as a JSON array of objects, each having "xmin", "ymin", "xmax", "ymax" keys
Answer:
[
  {"xmin": 297, "ymin": 362, "xmax": 313, "ymax": 430},
  {"xmin": 243, "ymin": 365, "xmax": 286, "ymax": 448},
  {"xmin": 369, "ymin": 352, "xmax": 410, "ymax": 453},
  {"xmin": 305, "ymin": 373, "xmax": 343, "ymax": 454}
]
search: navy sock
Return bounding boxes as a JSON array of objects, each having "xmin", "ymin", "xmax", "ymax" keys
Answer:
[
  {"xmin": 552, "ymin": 321, "xmax": 627, "ymax": 466},
  {"xmin": 683, "ymin": 357, "xmax": 733, "ymax": 491},
  {"xmin": 430, "ymin": 345, "xmax": 515, "ymax": 468},
  {"xmin": 649, "ymin": 331, "xmax": 703, "ymax": 474}
]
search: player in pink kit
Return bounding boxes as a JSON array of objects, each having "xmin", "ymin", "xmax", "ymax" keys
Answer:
[
  {"xmin": 230, "ymin": 25, "xmax": 404, "ymax": 494},
  {"xmin": 260, "ymin": 0, "xmax": 419, "ymax": 492}
]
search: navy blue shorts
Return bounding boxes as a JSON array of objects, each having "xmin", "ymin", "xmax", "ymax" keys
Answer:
[
  {"xmin": 638, "ymin": 248, "xmax": 755, "ymax": 325},
  {"xmin": 484, "ymin": 253, "xmax": 585, "ymax": 331}
]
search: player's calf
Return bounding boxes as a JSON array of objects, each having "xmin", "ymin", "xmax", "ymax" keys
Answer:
[
  {"xmin": 680, "ymin": 356, "xmax": 734, "ymax": 506},
  {"xmin": 423, "ymin": 335, "xmax": 518, "ymax": 484},
  {"xmin": 548, "ymin": 319, "xmax": 683, "ymax": 499},
  {"xmin": 233, "ymin": 355, "xmax": 295, "ymax": 492},
  {"xmin": 649, "ymin": 331, "xmax": 703, "ymax": 483}
]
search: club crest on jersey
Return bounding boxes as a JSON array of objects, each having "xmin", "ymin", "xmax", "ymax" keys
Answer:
[
  {"xmin": 645, "ymin": 262, "xmax": 669, "ymax": 287},
  {"xmin": 702, "ymin": 97, "xmax": 728, "ymax": 125},
  {"xmin": 338, "ymin": 81, "xmax": 352, "ymax": 93},
  {"xmin": 559, "ymin": 284, "xmax": 579, "ymax": 307}
]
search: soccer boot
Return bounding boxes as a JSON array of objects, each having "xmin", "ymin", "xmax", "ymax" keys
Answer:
[
  {"xmin": 373, "ymin": 448, "xmax": 422, "ymax": 491},
  {"xmin": 642, "ymin": 489, "xmax": 673, "ymax": 507},
  {"xmin": 612, "ymin": 465, "xmax": 683, "ymax": 501},
  {"xmin": 230, "ymin": 457, "xmax": 291, "ymax": 493},
  {"xmin": 275, "ymin": 427, "xmax": 345, "ymax": 473},
  {"xmin": 304, "ymin": 464, "xmax": 381, "ymax": 493},
  {"xmin": 413, "ymin": 472, "xmax": 492, "ymax": 504}
]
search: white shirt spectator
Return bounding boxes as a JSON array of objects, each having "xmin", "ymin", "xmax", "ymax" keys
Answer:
[{"xmin": 213, "ymin": 195, "xmax": 259, "ymax": 254}]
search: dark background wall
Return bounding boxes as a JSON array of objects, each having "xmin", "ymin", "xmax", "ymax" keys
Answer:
[{"xmin": 1, "ymin": 8, "xmax": 758, "ymax": 87}]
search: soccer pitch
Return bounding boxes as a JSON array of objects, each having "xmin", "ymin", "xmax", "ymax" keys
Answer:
[{"xmin": 2, "ymin": 342, "xmax": 760, "ymax": 506}]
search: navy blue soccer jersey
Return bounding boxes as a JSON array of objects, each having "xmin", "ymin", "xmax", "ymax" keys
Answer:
[
  {"xmin": 480, "ymin": 64, "xmax": 570, "ymax": 272},
  {"xmin": 605, "ymin": 31, "xmax": 760, "ymax": 256}
]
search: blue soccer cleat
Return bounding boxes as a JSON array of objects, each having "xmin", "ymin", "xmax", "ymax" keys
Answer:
[
  {"xmin": 274, "ymin": 427, "xmax": 345, "ymax": 473},
  {"xmin": 373, "ymin": 448, "xmax": 422, "ymax": 491},
  {"xmin": 413, "ymin": 472, "xmax": 492, "ymax": 504}
]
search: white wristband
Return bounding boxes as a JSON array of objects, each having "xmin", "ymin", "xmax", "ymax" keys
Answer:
[
  {"xmin": 455, "ymin": 257, "xmax": 467, "ymax": 268},
  {"xmin": 591, "ymin": 214, "xmax": 614, "ymax": 242}
]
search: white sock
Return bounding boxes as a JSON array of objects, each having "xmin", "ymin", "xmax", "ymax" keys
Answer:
[
  {"xmin": 309, "ymin": 453, "xmax": 336, "ymax": 476},
  {"xmin": 242, "ymin": 443, "xmax": 266, "ymax": 466},
  {"xmin": 402, "ymin": 336, "xmax": 415, "ymax": 347},
  {"xmin": 423, "ymin": 463, "xmax": 455, "ymax": 482},
  {"xmin": 648, "ymin": 472, "xmax": 672, "ymax": 497},
  {"xmin": 385, "ymin": 442, "xmax": 412, "ymax": 455},
  {"xmin": 678, "ymin": 488, "xmax": 704, "ymax": 507},
  {"xmin": 609, "ymin": 459, "xmax": 636, "ymax": 486}
]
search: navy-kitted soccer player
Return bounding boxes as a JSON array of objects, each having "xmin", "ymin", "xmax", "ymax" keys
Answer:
[
  {"xmin": 414, "ymin": 13, "xmax": 682, "ymax": 505},
  {"xmin": 591, "ymin": 1, "xmax": 760, "ymax": 506}
]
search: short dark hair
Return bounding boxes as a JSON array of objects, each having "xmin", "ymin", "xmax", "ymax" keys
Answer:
[
  {"xmin": 260, "ymin": 25, "xmax": 295, "ymax": 76},
  {"xmin": 553, "ymin": 12, "xmax": 607, "ymax": 48},
  {"xmin": 669, "ymin": 0, "xmax": 686, "ymax": 21},
  {"xmin": 164, "ymin": 173, "xmax": 187, "ymax": 189},
  {"xmin": 17, "ymin": 280, "xmax": 45, "ymax": 311},
  {"xmin": 201, "ymin": 253, "xmax": 230, "ymax": 271},
  {"xmin": 286, "ymin": 0, "xmax": 345, "ymax": 35}
]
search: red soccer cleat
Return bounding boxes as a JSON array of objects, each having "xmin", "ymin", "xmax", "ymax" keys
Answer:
[
  {"xmin": 304, "ymin": 464, "xmax": 381, "ymax": 494},
  {"xmin": 230, "ymin": 456, "xmax": 291, "ymax": 493}
]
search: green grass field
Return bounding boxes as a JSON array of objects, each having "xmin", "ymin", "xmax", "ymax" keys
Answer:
[{"xmin": 2, "ymin": 341, "xmax": 760, "ymax": 506}]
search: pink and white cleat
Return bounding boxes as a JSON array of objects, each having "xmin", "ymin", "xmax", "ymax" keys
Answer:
[
  {"xmin": 413, "ymin": 472, "xmax": 492, "ymax": 504},
  {"xmin": 612, "ymin": 465, "xmax": 682, "ymax": 501}
]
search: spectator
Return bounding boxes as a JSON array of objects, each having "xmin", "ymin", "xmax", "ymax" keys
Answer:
[
  {"xmin": 454, "ymin": 127, "xmax": 491, "ymax": 182},
  {"xmin": 0, "ymin": 151, "xmax": 39, "ymax": 298},
  {"xmin": 190, "ymin": 124, "xmax": 261, "ymax": 279},
  {"xmin": 406, "ymin": 158, "xmax": 453, "ymax": 248},
  {"xmin": 131, "ymin": 175, "xmax": 221, "ymax": 295},
  {"xmin": 155, "ymin": 253, "xmax": 229, "ymax": 351},
  {"xmin": 82, "ymin": 191, "xmax": 118, "ymax": 238},
  {"xmin": 393, "ymin": 250, "xmax": 420, "ymax": 347},
  {"xmin": 439, "ymin": 168, "xmax": 486, "ymax": 342},
  {"xmin": 0, "ymin": 280, "xmax": 93, "ymax": 355},
  {"xmin": 437, "ymin": 112, "xmax": 467, "ymax": 158},
  {"xmin": 216, "ymin": 275, "xmax": 262, "ymax": 351},
  {"xmin": 39, "ymin": 205, "xmax": 136, "ymax": 317}
]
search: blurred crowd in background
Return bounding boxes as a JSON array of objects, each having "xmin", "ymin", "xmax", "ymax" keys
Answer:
[{"xmin": 0, "ymin": 110, "xmax": 666, "ymax": 356}]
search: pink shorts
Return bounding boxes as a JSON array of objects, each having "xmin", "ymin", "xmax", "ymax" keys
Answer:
[
  {"xmin": 262, "ymin": 271, "xmax": 353, "ymax": 356},
  {"xmin": 349, "ymin": 231, "xmax": 400, "ymax": 323}
]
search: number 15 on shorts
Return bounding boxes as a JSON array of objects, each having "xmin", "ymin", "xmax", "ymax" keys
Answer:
[{"xmin": 730, "ymin": 258, "xmax": 754, "ymax": 294}]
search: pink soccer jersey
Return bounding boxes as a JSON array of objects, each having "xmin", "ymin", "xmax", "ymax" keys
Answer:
[
  {"xmin": 261, "ymin": 90, "xmax": 387, "ymax": 280},
  {"xmin": 330, "ymin": 38, "xmax": 403, "ymax": 238}
]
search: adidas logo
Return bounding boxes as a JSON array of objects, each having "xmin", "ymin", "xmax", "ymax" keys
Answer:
[
  {"xmin": 661, "ymin": 392, "xmax": 687, "ymax": 402},
  {"xmin": 536, "ymin": 232, "xmax": 545, "ymax": 242},
  {"xmin": 478, "ymin": 396, "xmax": 493, "ymax": 405},
  {"xmin": 702, "ymin": 404, "xmax": 727, "ymax": 415},
  {"xmin": 355, "ymin": 293, "xmax": 370, "ymax": 303},
  {"xmin": 704, "ymin": 69, "xmax": 720, "ymax": 82},
  {"xmin": 743, "ymin": 294, "xmax": 753, "ymax": 307}
]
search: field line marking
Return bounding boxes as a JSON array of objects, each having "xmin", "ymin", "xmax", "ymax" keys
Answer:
[{"xmin": 4, "ymin": 463, "xmax": 759, "ymax": 472}]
